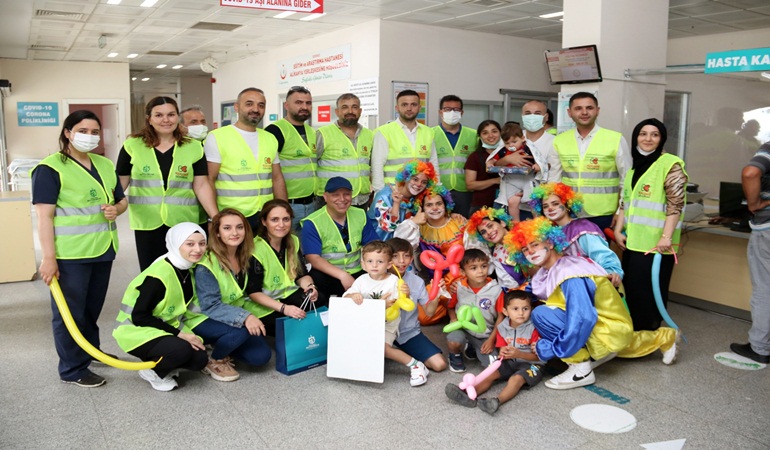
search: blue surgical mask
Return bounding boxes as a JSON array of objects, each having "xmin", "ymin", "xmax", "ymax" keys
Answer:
[
  {"xmin": 522, "ymin": 114, "xmax": 545, "ymax": 132},
  {"xmin": 482, "ymin": 140, "xmax": 500, "ymax": 149}
]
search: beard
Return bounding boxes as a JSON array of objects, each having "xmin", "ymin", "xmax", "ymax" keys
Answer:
[{"xmin": 291, "ymin": 110, "xmax": 310, "ymax": 122}]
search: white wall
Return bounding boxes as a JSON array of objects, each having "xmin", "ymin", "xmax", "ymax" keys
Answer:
[
  {"xmin": 180, "ymin": 76, "xmax": 213, "ymax": 124},
  {"xmin": 667, "ymin": 28, "xmax": 770, "ymax": 65},
  {"xmin": 211, "ymin": 19, "xmax": 381, "ymax": 126},
  {"xmin": 0, "ymin": 59, "xmax": 130, "ymax": 161}
]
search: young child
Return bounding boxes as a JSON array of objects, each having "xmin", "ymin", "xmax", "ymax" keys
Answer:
[
  {"xmin": 385, "ymin": 238, "xmax": 448, "ymax": 380},
  {"xmin": 487, "ymin": 123, "xmax": 546, "ymax": 222},
  {"xmin": 445, "ymin": 290, "xmax": 545, "ymax": 415},
  {"xmin": 344, "ymin": 241, "xmax": 430, "ymax": 386},
  {"xmin": 446, "ymin": 249, "xmax": 504, "ymax": 373}
]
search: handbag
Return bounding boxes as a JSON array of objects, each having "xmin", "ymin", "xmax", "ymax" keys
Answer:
[{"xmin": 275, "ymin": 294, "xmax": 328, "ymax": 375}]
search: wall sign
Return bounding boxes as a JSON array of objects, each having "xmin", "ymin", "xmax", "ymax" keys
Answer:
[
  {"xmin": 705, "ymin": 47, "xmax": 770, "ymax": 74},
  {"xmin": 17, "ymin": 102, "xmax": 58, "ymax": 127},
  {"xmin": 277, "ymin": 44, "xmax": 351, "ymax": 86},
  {"xmin": 349, "ymin": 78, "xmax": 378, "ymax": 116},
  {"xmin": 220, "ymin": 0, "xmax": 323, "ymax": 14}
]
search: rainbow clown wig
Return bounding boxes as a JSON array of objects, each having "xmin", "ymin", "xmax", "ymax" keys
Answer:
[
  {"xmin": 466, "ymin": 207, "xmax": 513, "ymax": 242},
  {"xmin": 422, "ymin": 183, "xmax": 455, "ymax": 213},
  {"xmin": 528, "ymin": 182, "xmax": 584, "ymax": 217},
  {"xmin": 504, "ymin": 216, "xmax": 569, "ymax": 267},
  {"xmin": 395, "ymin": 160, "xmax": 438, "ymax": 186}
]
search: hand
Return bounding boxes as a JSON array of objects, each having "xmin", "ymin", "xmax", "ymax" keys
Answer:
[
  {"xmin": 748, "ymin": 199, "xmax": 770, "ymax": 214},
  {"xmin": 608, "ymin": 272, "xmax": 622, "ymax": 287},
  {"xmin": 304, "ymin": 285, "xmax": 318, "ymax": 302},
  {"xmin": 348, "ymin": 293, "xmax": 364, "ymax": 305},
  {"xmin": 340, "ymin": 273, "xmax": 356, "ymax": 291},
  {"xmin": 178, "ymin": 332, "xmax": 205, "ymax": 351},
  {"xmin": 498, "ymin": 346, "xmax": 515, "ymax": 360},
  {"xmin": 101, "ymin": 204, "xmax": 118, "ymax": 221},
  {"xmin": 613, "ymin": 228, "xmax": 627, "ymax": 250},
  {"xmin": 530, "ymin": 343, "xmax": 539, "ymax": 358},
  {"xmin": 38, "ymin": 258, "xmax": 59, "ymax": 285},
  {"xmin": 499, "ymin": 151, "xmax": 533, "ymax": 168},
  {"xmin": 610, "ymin": 213, "xmax": 619, "ymax": 229},
  {"xmin": 411, "ymin": 206, "xmax": 426, "ymax": 225},
  {"xmin": 284, "ymin": 305, "xmax": 307, "ymax": 320},
  {"xmin": 390, "ymin": 184, "xmax": 404, "ymax": 204},
  {"xmin": 480, "ymin": 338, "xmax": 495, "ymax": 355},
  {"xmin": 532, "ymin": 163, "xmax": 541, "ymax": 173},
  {"xmin": 244, "ymin": 315, "xmax": 266, "ymax": 336},
  {"xmin": 656, "ymin": 235, "xmax": 673, "ymax": 254},
  {"xmin": 398, "ymin": 282, "xmax": 410, "ymax": 298}
]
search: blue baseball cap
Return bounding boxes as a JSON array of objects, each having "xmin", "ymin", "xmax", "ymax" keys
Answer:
[{"xmin": 325, "ymin": 177, "xmax": 353, "ymax": 193}]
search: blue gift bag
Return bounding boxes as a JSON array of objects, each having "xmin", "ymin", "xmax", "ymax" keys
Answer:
[{"xmin": 275, "ymin": 306, "xmax": 328, "ymax": 375}]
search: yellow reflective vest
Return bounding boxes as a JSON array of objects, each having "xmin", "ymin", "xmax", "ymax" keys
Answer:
[
  {"xmin": 433, "ymin": 125, "xmax": 477, "ymax": 191},
  {"xmin": 316, "ymin": 124, "xmax": 373, "ymax": 197},
  {"xmin": 274, "ymin": 119, "xmax": 316, "ymax": 199},
  {"xmin": 302, "ymin": 206, "xmax": 366, "ymax": 274},
  {"xmin": 376, "ymin": 120, "xmax": 434, "ymax": 186},
  {"xmin": 253, "ymin": 235, "xmax": 300, "ymax": 301}
]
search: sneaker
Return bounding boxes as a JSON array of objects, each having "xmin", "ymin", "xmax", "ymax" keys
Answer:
[
  {"xmin": 544, "ymin": 361, "xmax": 595, "ymax": 390},
  {"xmin": 662, "ymin": 330, "xmax": 682, "ymax": 365},
  {"xmin": 590, "ymin": 352, "xmax": 617, "ymax": 370},
  {"xmin": 463, "ymin": 343, "xmax": 477, "ymax": 361},
  {"xmin": 138, "ymin": 369, "xmax": 178, "ymax": 392},
  {"xmin": 445, "ymin": 383, "xmax": 476, "ymax": 408},
  {"xmin": 477, "ymin": 397, "xmax": 500, "ymax": 415},
  {"xmin": 168, "ymin": 369, "xmax": 181, "ymax": 379},
  {"xmin": 448, "ymin": 353, "xmax": 466, "ymax": 373},
  {"xmin": 730, "ymin": 343, "xmax": 770, "ymax": 364},
  {"xmin": 61, "ymin": 372, "xmax": 105, "ymax": 388},
  {"xmin": 409, "ymin": 361, "xmax": 429, "ymax": 387},
  {"xmin": 202, "ymin": 357, "xmax": 240, "ymax": 382}
]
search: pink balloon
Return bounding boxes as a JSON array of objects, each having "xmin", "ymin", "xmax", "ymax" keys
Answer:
[
  {"xmin": 457, "ymin": 359, "xmax": 502, "ymax": 400},
  {"xmin": 419, "ymin": 245, "xmax": 466, "ymax": 302}
]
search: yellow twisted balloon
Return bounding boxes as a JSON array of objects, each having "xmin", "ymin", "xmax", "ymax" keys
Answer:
[
  {"xmin": 385, "ymin": 265, "xmax": 416, "ymax": 322},
  {"xmin": 50, "ymin": 277, "xmax": 159, "ymax": 370}
]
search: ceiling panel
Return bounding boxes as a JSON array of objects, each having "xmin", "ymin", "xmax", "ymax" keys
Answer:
[
  {"xmin": 715, "ymin": 0, "xmax": 770, "ymax": 8},
  {"xmin": 672, "ymin": 2, "xmax": 741, "ymax": 15}
]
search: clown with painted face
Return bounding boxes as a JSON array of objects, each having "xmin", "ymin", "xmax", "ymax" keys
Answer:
[
  {"xmin": 464, "ymin": 207, "xmax": 526, "ymax": 289},
  {"xmin": 368, "ymin": 160, "xmax": 437, "ymax": 240},
  {"xmin": 529, "ymin": 182, "xmax": 623, "ymax": 287},
  {"xmin": 505, "ymin": 217, "xmax": 679, "ymax": 390}
]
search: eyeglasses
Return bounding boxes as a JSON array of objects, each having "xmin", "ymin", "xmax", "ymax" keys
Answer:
[
  {"xmin": 288, "ymin": 86, "xmax": 311, "ymax": 96},
  {"xmin": 441, "ymin": 107, "xmax": 462, "ymax": 113}
]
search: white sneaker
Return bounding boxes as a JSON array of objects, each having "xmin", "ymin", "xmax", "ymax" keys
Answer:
[
  {"xmin": 409, "ymin": 361, "xmax": 429, "ymax": 387},
  {"xmin": 139, "ymin": 369, "xmax": 178, "ymax": 392},
  {"xmin": 545, "ymin": 361, "xmax": 595, "ymax": 390},
  {"xmin": 662, "ymin": 330, "xmax": 681, "ymax": 365},
  {"xmin": 590, "ymin": 352, "xmax": 618, "ymax": 370}
]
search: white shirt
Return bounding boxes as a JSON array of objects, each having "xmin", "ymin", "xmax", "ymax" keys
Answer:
[
  {"xmin": 344, "ymin": 273, "xmax": 399, "ymax": 301},
  {"xmin": 525, "ymin": 130, "xmax": 562, "ymax": 182},
  {"xmin": 371, "ymin": 118, "xmax": 439, "ymax": 192},
  {"xmin": 204, "ymin": 125, "xmax": 280, "ymax": 165}
]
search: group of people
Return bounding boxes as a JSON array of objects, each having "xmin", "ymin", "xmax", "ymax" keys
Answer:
[{"xmin": 33, "ymin": 85, "xmax": 767, "ymax": 404}]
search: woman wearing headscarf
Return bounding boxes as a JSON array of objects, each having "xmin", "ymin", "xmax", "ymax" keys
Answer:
[
  {"xmin": 113, "ymin": 223, "xmax": 209, "ymax": 392},
  {"xmin": 613, "ymin": 118, "xmax": 688, "ymax": 331}
]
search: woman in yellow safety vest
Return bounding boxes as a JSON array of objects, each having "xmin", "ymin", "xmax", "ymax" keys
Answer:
[
  {"xmin": 31, "ymin": 110, "xmax": 128, "ymax": 388},
  {"xmin": 113, "ymin": 223, "xmax": 209, "ymax": 392},
  {"xmin": 117, "ymin": 96, "xmax": 218, "ymax": 271},
  {"xmin": 613, "ymin": 119, "xmax": 688, "ymax": 331}
]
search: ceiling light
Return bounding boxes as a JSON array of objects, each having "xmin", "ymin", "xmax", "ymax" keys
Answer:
[
  {"xmin": 141, "ymin": 77, "xmax": 150, "ymax": 81},
  {"xmin": 127, "ymin": 53, "xmax": 138, "ymax": 58},
  {"xmin": 539, "ymin": 11, "xmax": 564, "ymax": 19},
  {"xmin": 107, "ymin": 52, "xmax": 118, "ymax": 58},
  {"xmin": 300, "ymin": 13, "xmax": 325, "ymax": 21},
  {"xmin": 131, "ymin": 77, "xmax": 136, "ymax": 81},
  {"xmin": 140, "ymin": 0, "xmax": 159, "ymax": 7},
  {"xmin": 172, "ymin": 64, "xmax": 183, "ymax": 69},
  {"xmin": 274, "ymin": 11, "xmax": 296, "ymax": 19},
  {"xmin": 156, "ymin": 64, "xmax": 167, "ymax": 68},
  {"xmin": 107, "ymin": 0, "xmax": 122, "ymax": 4}
]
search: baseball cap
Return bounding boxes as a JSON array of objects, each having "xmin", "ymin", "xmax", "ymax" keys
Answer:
[{"xmin": 325, "ymin": 177, "xmax": 353, "ymax": 193}]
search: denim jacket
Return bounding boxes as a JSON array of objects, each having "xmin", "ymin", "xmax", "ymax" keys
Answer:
[{"xmin": 194, "ymin": 264, "xmax": 250, "ymax": 328}]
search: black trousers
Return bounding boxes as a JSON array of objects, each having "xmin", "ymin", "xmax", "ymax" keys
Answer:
[
  {"xmin": 135, "ymin": 226, "xmax": 171, "ymax": 272},
  {"xmin": 308, "ymin": 268, "xmax": 364, "ymax": 299},
  {"xmin": 129, "ymin": 335, "xmax": 208, "ymax": 379},
  {"xmin": 621, "ymin": 249, "xmax": 676, "ymax": 331}
]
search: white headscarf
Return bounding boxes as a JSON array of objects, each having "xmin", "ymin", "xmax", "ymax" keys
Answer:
[{"xmin": 163, "ymin": 222, "xmax": 207, "ymax": 270}]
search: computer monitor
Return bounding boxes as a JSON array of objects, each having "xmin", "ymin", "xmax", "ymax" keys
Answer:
[{"xmin": 719, "ymin": 181, "xmax": 750, "ymax": 231}]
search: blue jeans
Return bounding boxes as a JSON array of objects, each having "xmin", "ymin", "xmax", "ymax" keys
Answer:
[
  {"xmin": 52, "ymin": 260, "xmax": 112, "ymax": 380},
  {"xmin": 290, "ymin": 201, "xmax": 316, "ymax": 238},
  {"xmin": 193, "ymin": 319, "xmax": 271, "ymax": 367}
]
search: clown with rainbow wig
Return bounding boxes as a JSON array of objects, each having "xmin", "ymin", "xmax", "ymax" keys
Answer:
[
  {"xmin": 505, "ymin": 216, "xmax": 679, "ymax": 391},
  {"xmin": 463, "ymin": 207, "xmax": 526, "ymax": 288},
  {"xmin": 368, "ymin": 160, "xmax": 437, "ymax": 240},
  {"xmin": 529, "ymin": 182, "xmax": 623, "ymax": 286}
]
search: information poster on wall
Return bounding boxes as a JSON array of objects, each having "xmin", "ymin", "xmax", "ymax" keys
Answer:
[
  {"xmin": 392, "ymin": 81, "xmax": 428, "ymax": 125},
  {"xmin": 221, "ymin": 101, "xmax": 236, "ymax": 127},
  {"xmin": 317, "ymin": 104, "xmax": 331, "ymax": 124},
  {"xmin": 349, "ymin": 78, "xmax": 378, "ymax": 116},
  {"xmin": 278, "ymin": 44, "xmax": 351, "ymax": 86},
  {"xmin": 556, "ymin": 90, "xmax": 598, "ymax": 133},
  {"xmin": 17, "ymin": 102, "xmax": 58, "ymax": 127}
]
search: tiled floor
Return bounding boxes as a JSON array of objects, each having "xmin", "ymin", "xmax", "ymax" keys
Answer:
[{"xmin": 1, "ymin": 213, "xmax": 768, "ymax": 449}]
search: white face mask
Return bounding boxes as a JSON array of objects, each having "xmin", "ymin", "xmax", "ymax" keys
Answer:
[
  {"xmin": 70, "ymin": 133, "xmax": 100, "ymax": 153},
  {"xmin": 636, "ymin": 145, "xmax": 656, "ymax": 156},
  {"xmin": 187, "ymin": 124, "xmax": 208, "ymax": 140},
  {"xmin": 525, "ymin": 248, "xmax": 549, "ymax": 266},
  {"xmin": 482, "ymin": 140, "xmax": 500, "ymax": 150},
  {"xmin": 522, "ymin": 114, "xmax": 545, "ymax": 132},
  {"xmin": 442, "ymin": 110, "xmax": 462, "ymax": 126}
]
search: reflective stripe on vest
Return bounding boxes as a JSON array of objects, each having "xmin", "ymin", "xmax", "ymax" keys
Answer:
[
  {"xmin": 376, "ymin": 121, "xmax": 434, "ymax": 186},
  {"xmin": 622, "ymin": 153, "xmax": 687, "ymax": 252},
  {"xmin": 302, "ymin": 206, "xmax": 366, "ymax": 274},
  {"xmin": 316, "ymin": 124, "xmax": 373, "ymax": 196},
  {"xmin": 35, "ymin": 153, "xmax": 119, "ymax": 259},
  {"xmin": 274, "ymin": 119, "xmax": 317, "ymax": 198},
  {"xmin": 553, "ymin": 128, "xmax": 622, "ymax": 216},
  {"xmin": 196, "ymin": 252, "xmax": 272, "ymax": 319},
  {"xmin": 113, "ymin": 259, "xmax": 194, "ymax": 352},
  {"xmin": 123, "ymin": 137, "xmax": 203, "ymax": 230},
  {"xmin": 253, "ymin": 235, "xmax": 300, "ymax": 300},
  {"xmin": 433, "ymin": 125, "xmax": 477, "ymax": 191},
  {"xmin": 210, "ymin": 125, "xmax": 278, "ymax": 216}
]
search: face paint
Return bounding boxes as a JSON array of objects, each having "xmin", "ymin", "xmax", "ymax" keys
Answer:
[
  {"xmin": 545, "ymin": 204, "xmax": 567, "ymax": 221},
  {"xmin": 525, "ymin": 248, "xmax": 549, "ymax": 265}
]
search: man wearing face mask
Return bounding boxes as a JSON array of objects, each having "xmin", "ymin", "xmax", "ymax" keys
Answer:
[
  {"xmin": 180, "ymin": 105, "xmax": 208, "ymax": 141},
  {"xmin": 205, "ymin": 87, "xmax": 287, "ymax": 231},
  {"xmin": 521, "ymin": 100, "xmax": 562, "ymax": 184},
  {"xmin": 433, "ymin": 95, "xmax": 477, "ymax": 218},
  {"xmin": 553, "ymin": 92, "xmax": 630, "ymax": 231},
  {"xmin": 371, "ymin": 89, "xmax": 439, "ymax": 193},
  {"xmin": 315, "ymin": 93, "xmax": 373, "ymax": 210},
  {"xmin": 266, "ymin": 86, "xmax": 317, "ymax": 235}
]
